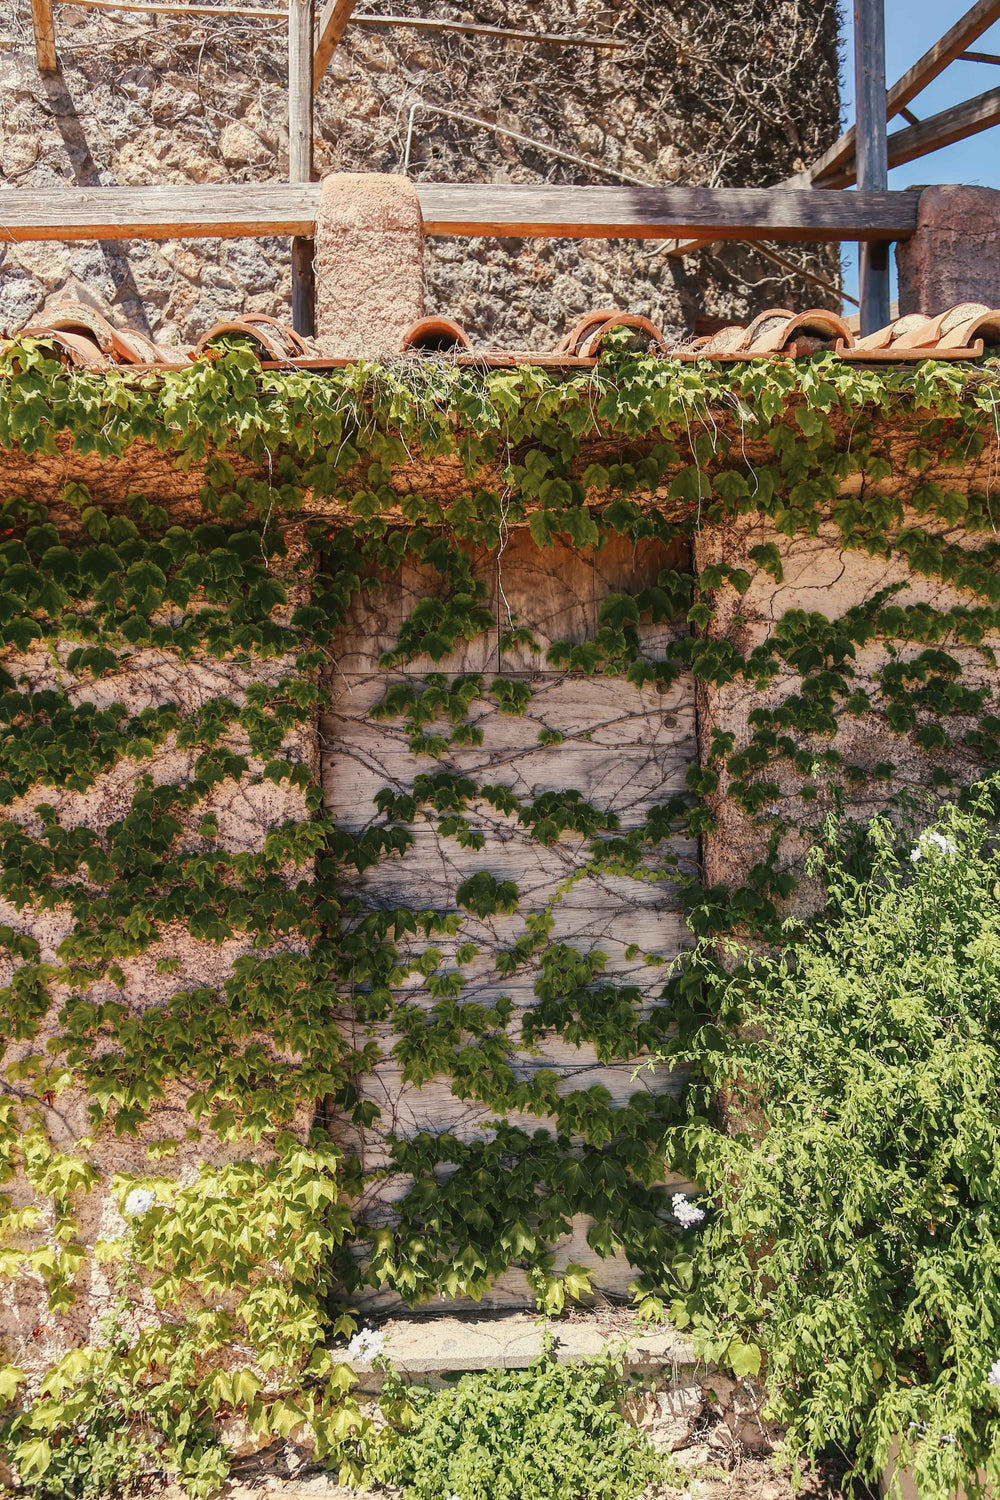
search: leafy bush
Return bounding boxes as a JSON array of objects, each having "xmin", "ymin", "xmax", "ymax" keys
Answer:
[
  {"xmin": 367, "ymin": 1345, "xmax": 668, "ymax": 1500},
  {"xmin": 668, "ymin": 785, "xmax": 1000, "ymax": 1498}
]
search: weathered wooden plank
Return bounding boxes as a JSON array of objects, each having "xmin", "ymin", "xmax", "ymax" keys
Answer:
[
  {"xmin": 808, "ymin": 0, "xmax": 1000, "ymax": 187},
  {"xmin": 337, "ymin": 829, "xmax": 694, "ymax": 909},
  {"xmin": 354, "ymin": 15, "xmax": 627, "ymax": 47},
  {"xmin": 0, "ymin": 183, "xmax": 920, "ymax": 244},
  {"xmin": 417, "ymin": 184, "xmax": 919, "ymax": 242},
  {"xmin": 325, "ymin": 667, "xmax": 694, "ymax": 749},
  {"xmin": 31, "ymin": 0, "xmax": 58, "ymax": 71},
  {"xmin": 288, "ymin": 0, "xmax": 315, "ymax": 337},
  {"xmin": 854, "ymin": 0, "xmax": 890, "ymax": 336},
  {"xmin": 329, "ymin": 535, "xmax": 689, "ymax": 677},
  {"xmin": 0, "ymin": 184, "xmax": 320, "ymax": 242},
  {"xmin": 324, "ymin": 745, "xmax": 694, "ymax": 832}
]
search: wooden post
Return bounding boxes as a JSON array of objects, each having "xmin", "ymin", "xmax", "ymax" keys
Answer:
[
  {"xmin": 288, "ymin": 0, "xmax": 315, "ymax": 337},
  {"xmin": 854, "ymin": 0, "xmax": 891, "ymax": 334},
  {"xmin": 31, "ymin": 0, "xmax": 58, "ymax": 72}
]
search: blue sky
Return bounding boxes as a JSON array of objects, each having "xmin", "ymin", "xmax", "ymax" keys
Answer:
[{"xmin": 838, "ymin": 0, "xmax": 1000, "ymax": 308}]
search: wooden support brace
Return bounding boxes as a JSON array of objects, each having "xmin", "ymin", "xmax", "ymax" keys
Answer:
[
  {"xmin": 854, "ymin": 0, "xmax": 891, "ymax": 335},
  {"xmin": 288, "ymin": 0, "xmax": 315, "ymax": 336},
  {"xmin": 312, "ymin": 0, "xmax": 355, "ymax": 91},
  {"xmin": 31, "ymin": 0, "xmax": 58, "ymax": 72},
  {"xmin": 818, "ymin": 84, "xmax": 1000, "ymax": 189}
]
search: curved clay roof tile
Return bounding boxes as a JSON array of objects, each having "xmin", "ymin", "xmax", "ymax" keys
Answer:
[
  {"xmin": 17, "ymin": 325, "xmax": 111, "ymax": 371},
  {"xmin": 779, "ymin": 309, "xmax": 855, "ymax": 349},
  {"xmin": 577, "ymin": 313, "xmax": 668, "ymax": 358},
  {"xmin": 848, "ymin": 313, "xmax": 931, "ymax": 353},
  {"xmin": 556, "ymin": 308, "xmax": 628, "ymax": 355},
  {"xmin": 400, "ymin": 316, "xmax": 472, "ymax": 354},
  {"xmin": 940, "ymin": 306, "xmax": 1000, "ymax": 353},
  {"xmin": 196, "ymin": 318, "xmax": 307, "ymax": 362}
]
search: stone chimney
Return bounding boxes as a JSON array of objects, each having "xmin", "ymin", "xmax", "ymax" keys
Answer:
[
  {"xmin": 313, "ymin": 173, "xmax": 425, "ymax": 358},
  {"xmin": 896, "ymin": 185, "xmax": 1000, "ymax": 316}
]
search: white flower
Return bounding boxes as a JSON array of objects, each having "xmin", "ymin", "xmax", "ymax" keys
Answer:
[
  {"xmin": 123, "ymin": 1188, "xmax": 156, "ymax": 1218},
  {"xmin": 446, "ymin": 1494, "xmax": 461, "ymax": 1500},
  {"xmin": 672, "ymin": 1193, "xmax": 706, "ymax": 1228},
  {"xmin": 346, "ymin": 1327, "xmax": 386, "ymax": 1366},
  {"xmin": 988, "ymin": 1357, "xmax": 1000, "ymax": 1390},
  {"xmin": 910, "ymin": 829, "xmax": 958, "ymax": 863}
]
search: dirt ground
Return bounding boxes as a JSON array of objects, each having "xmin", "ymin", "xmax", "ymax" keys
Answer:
[{"xmin": 154, "ymin": 1397, "xmax": 857, "ymax": 1500}]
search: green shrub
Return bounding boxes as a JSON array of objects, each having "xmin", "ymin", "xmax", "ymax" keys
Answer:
[
  {"xmin": 367, "ymin": 1345, "xmax": 669, "ymax": 1500},
  {"xmin": 668, "ymin": 783, "xmax": 1000, "ymax": 1498}
]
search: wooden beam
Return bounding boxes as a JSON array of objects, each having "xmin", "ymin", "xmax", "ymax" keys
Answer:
[
  {"xmin": 288, "ymin": 0, "xmax": 314, "ymax": 337},
  {"xmin": 351, "ymin": 15, "xmax": 626, "ymax": 47},
  {"xmin": 855, "ymin": 0, "xmax": 890, "ymax": 335},
  {"xmin": 312, "ymin": 0, "xmax": 355, "ymax": 92},
  {"xmin": 54, "ymin": 0, "xmax": 288, "ymax": 16},
  {"xmin": 416, "ymin": 184, "xmax": 918, "ymax": 242},
  {"xmin": 817, "ymin": 84, "xmax": 1000, "ymax": 189},
  {"xmin": 959, "ymin": 49, "xmax": 1000, "ymax": 63},
  {"xmin": 54, "ymin": 0, "xmax": 626, "ymax": 44},
  {"xmin": 808, "ymin": 0, "xmax": 1000, "ymax": 187},
  {"xmin": 0, "ymin": 185, "xmax": 320, "ymax": 240},
  {"xmin": 0, "ymin": 183, "xmax": 921, "ymax": 244},
  {"xmin": 31, "ymin": 0, "xmax": 58, "ymax": 71}
]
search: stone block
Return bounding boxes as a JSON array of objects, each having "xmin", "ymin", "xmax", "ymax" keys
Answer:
[
  {"xmin": 314, "ymin": 173, "xmax": 424, "ymax": 359},
  {"xmin": 896, "ymin": 186, "xmax": 1000, "ymax": 316}
]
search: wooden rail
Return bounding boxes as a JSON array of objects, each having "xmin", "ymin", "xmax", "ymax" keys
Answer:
[
  {"xmin": 0, "ymin": 183, "xmax": 922, "ymax": 243},
  {"xmin": 0, "ymin": 183, "xmax": 921, "ymax": 244}
]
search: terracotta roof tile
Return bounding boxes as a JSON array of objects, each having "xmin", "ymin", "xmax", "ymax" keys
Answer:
[
  {"xmin": 4, "ymin": 299, "xmax": 1000, "ymax": 373},
  {"xmin": 401, "ymin": 316, "xmax": 472, "ymax": 353}
]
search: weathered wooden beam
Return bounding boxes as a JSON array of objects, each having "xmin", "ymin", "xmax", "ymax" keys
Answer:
[
  {"xmin": 351, "ymin": 15, "xmax": 626, "ymax": 47},
  {"xmin": 0, "ymin": 185, "xmax": 320, "ymax": 241},
  {"xmin": 312, "ymin": 0, "xmax": 355, "ymax": 92},
  {"xmin": 819, "ymin": 84, "xmax": 1000, "ymax": 189},
  {"xmin": 808, "ymin": 0, "xmax": 1000, "ymax": 187},
  {"xmin": 30, "ymin": 0, "xmax": 58, "ymax": 71},
  {"xmin": 288, "ymin": 0, "xmax": 315, "ymax": 336},
  {"xmin": 0, "ymin": 183, "xmax": 921, "ymax": 244},
  {"xmin": 855, "ymin": 0, "xmax": 890, "ymax": 335},
  {"xmin": 416, "ymin": 184, "xmax": 918, "ymax": 241},
  {"xmin": 960, "ymin": 49, "xmax": 1000, "ymax": 63}
]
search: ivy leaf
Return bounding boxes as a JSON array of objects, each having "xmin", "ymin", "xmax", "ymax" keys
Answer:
[
  {"xmin": 726, "ymin": 1341, "xmax": 762, "ymax": 1378},
  {"xmin": 528, "ymin": 510, "xmax": 558, "ymax": 549}
]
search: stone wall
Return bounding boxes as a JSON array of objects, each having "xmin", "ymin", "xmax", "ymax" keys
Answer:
[
  {"xmin": 0, "ymin": 0, "xmax": 841, "ymax": 346},
  {"xmin": 0, "ymin": 530, "xmax": 319, "ymax": 1376}
]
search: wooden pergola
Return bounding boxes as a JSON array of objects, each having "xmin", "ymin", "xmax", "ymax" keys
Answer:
[{"xmin": 18, "ymin": 0, "xmax": 1000, "ymax": 339}]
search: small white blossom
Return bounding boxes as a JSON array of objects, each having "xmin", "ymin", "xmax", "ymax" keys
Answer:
[
  {"xmin": 988, "ymin": 1357, "xmax": 1000, "ymax": 1390},
  {"xmin": 123, "ymin": 1188, "xmax": 156, "ymax": 1218},
  {"xmin": 347, "ymin": 1328, "xmax": 386, "ymax": 1366},
  {"xmin": 910, "ymin": 829, "xmax": 958, "ymax": 863},
  {"xmin": 672, "ymin": 1193, "xmax": 706, "ymax": 1228},
  {"xmin": 446, "ymin": 1494, "xmax": 461, "ymax": 1500}
]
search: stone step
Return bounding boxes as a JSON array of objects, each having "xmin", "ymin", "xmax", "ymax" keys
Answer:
[{"xmin": 342, "ymin": 1310, "xmax": 698, "ymax": 1393}]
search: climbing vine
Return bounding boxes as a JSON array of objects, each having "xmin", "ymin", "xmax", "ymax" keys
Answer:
[{"xmin": 0, "ymin": 333, "xmax": 999, "ymax": 1493}]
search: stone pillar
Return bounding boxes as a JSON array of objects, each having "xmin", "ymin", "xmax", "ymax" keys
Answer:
[
  {"xmin": 313, "ymin": 173, "xmax": 424, "ymax": 359},
  {"xmin": 896, "ymin": 185, "xmax": 1000, "ymax": 315}
]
